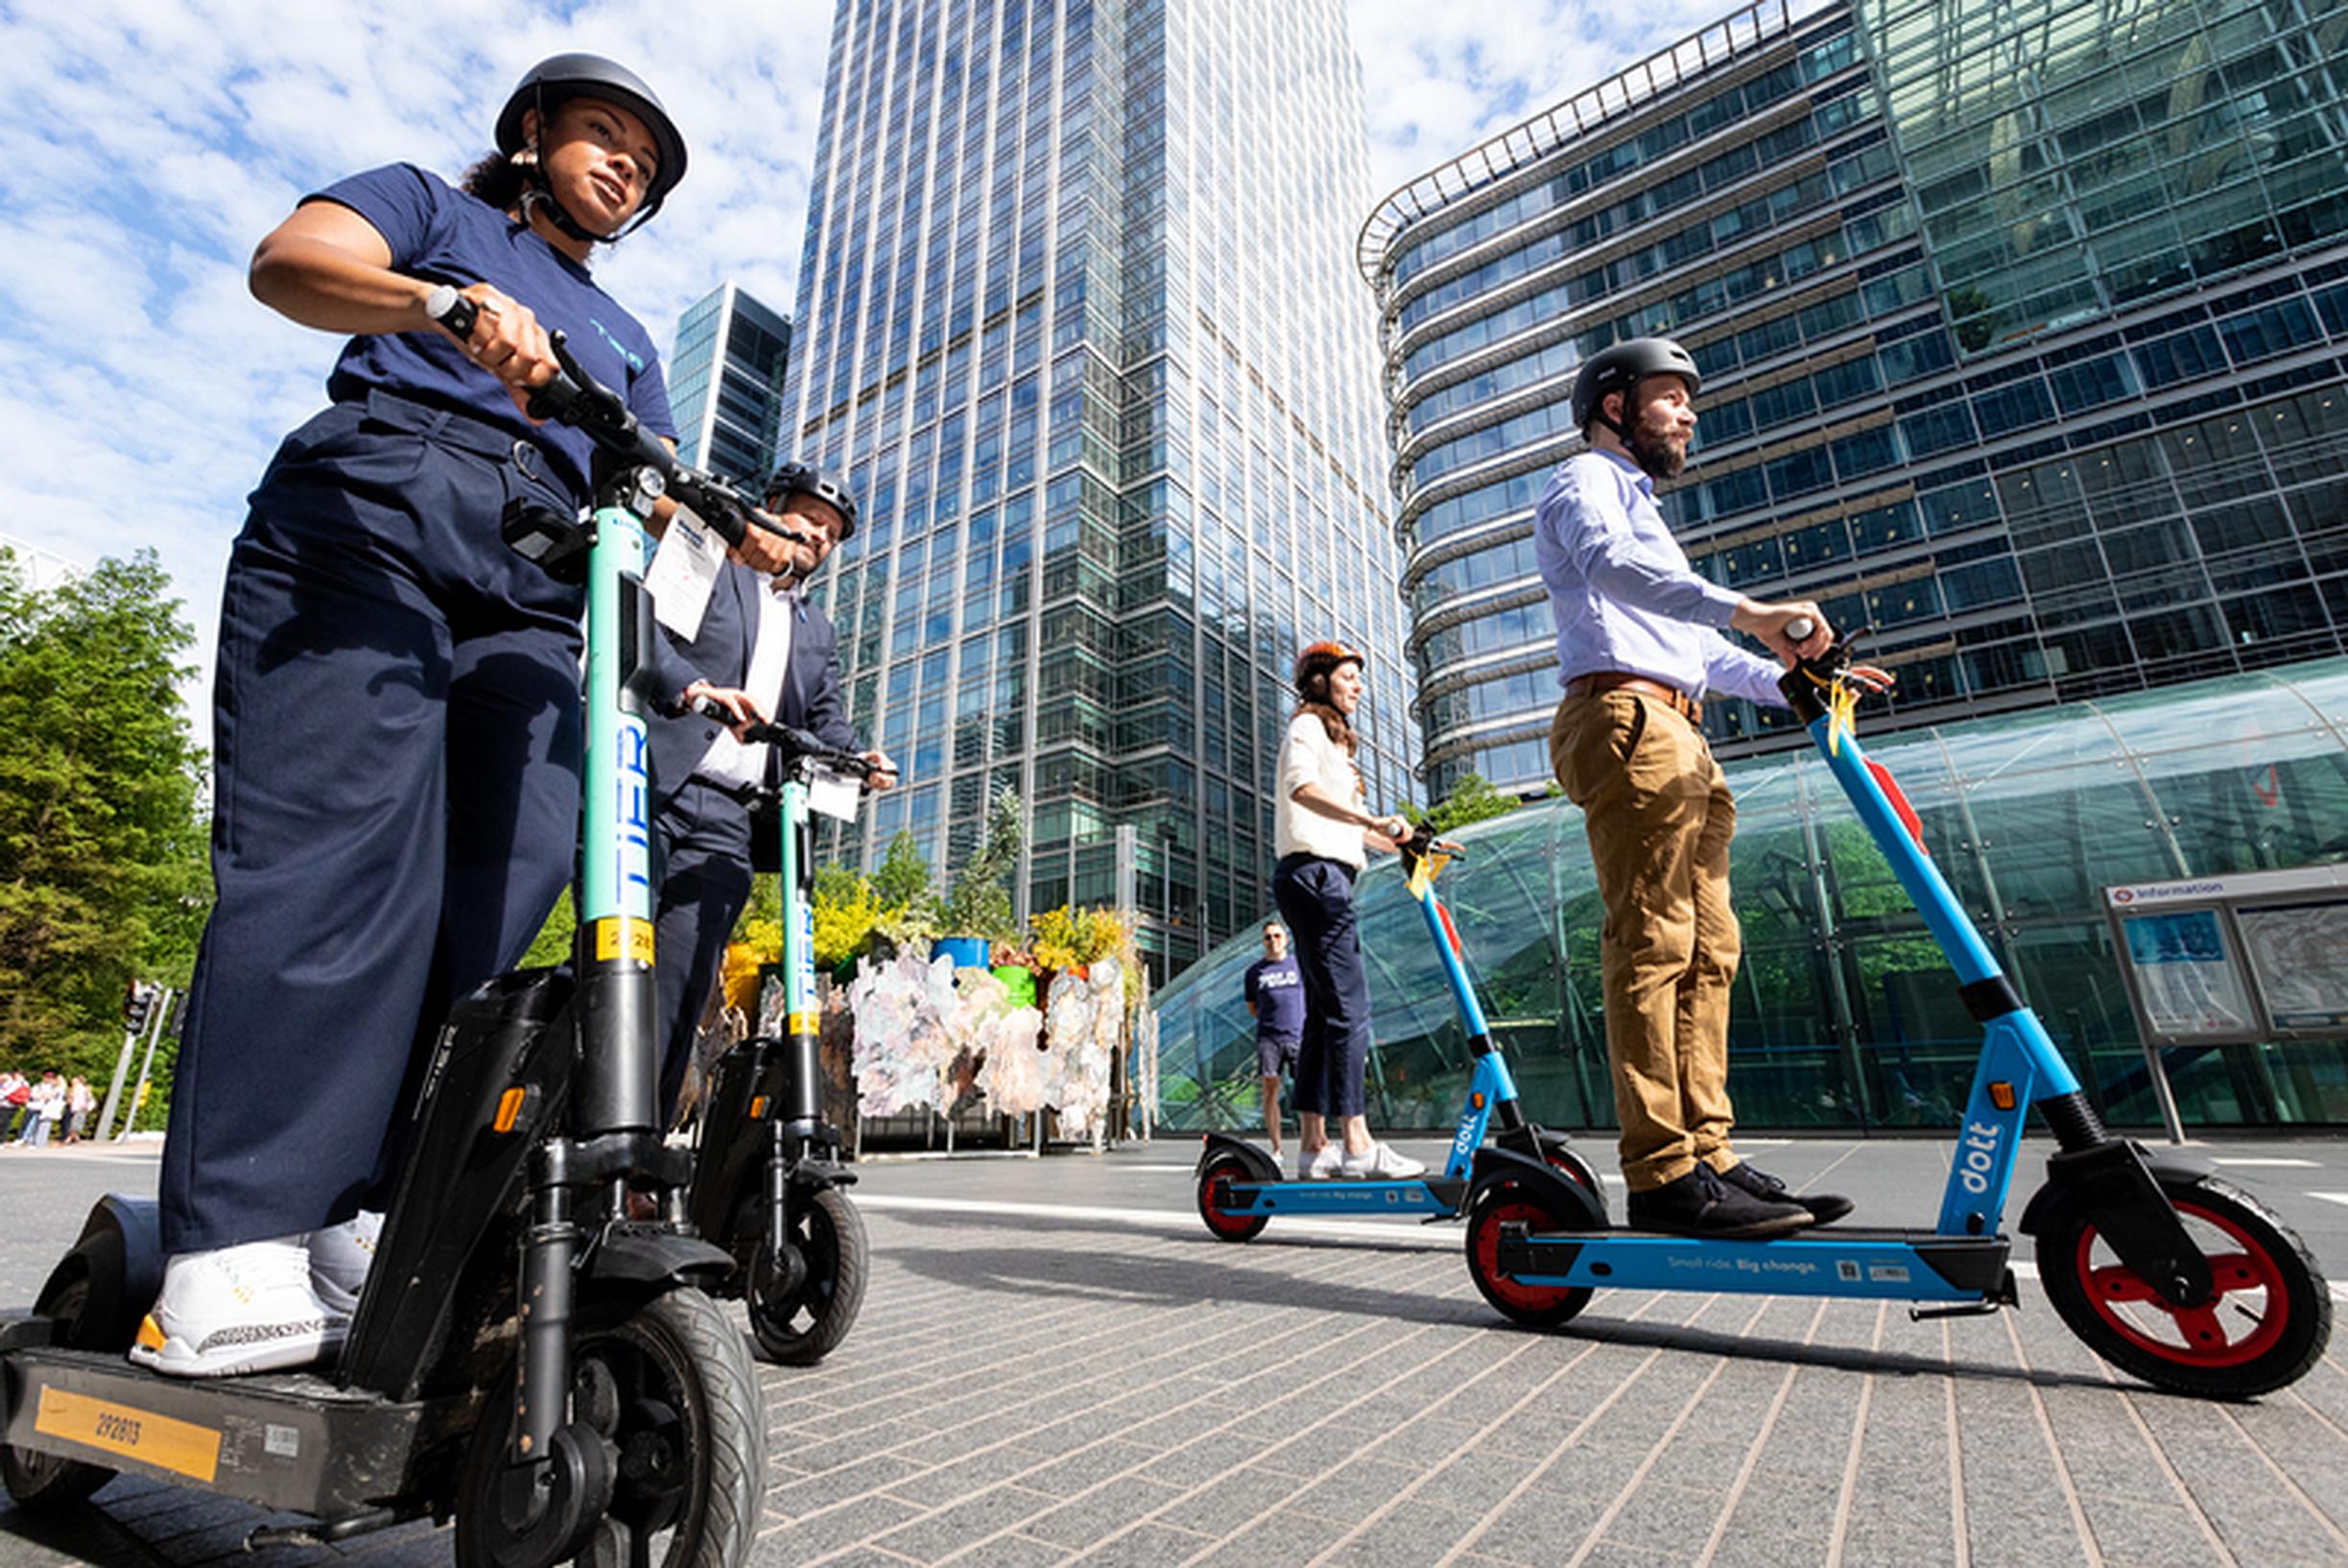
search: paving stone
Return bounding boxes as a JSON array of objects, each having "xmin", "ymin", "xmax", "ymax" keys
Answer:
[{"xmin": 866, "ymin": 1487, "xmax": 1061, "ymax": 1565}]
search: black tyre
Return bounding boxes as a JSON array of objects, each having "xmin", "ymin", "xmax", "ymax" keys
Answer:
[
  {"xmin": 3, "ymin": 1256, "xmax": 118, "ymax": 1508},
  {"xmin": 1197, "ymin": 1152, "xmax": 1269, "ymax": 1243},
  {"xmin": 2034, "ymin": 1173, "xmax": 2331, "ymax": 1398},
  {"xmin": 747, "ymin": 1185, "xmax": 867, "ymax": 1366},
  {"xmin": 456, "ymin": 1288, "xmax": 763, "ymax": 1568},
  {"xmin": 1463, "ymin": 1176, "xmax": 1595, "ymax": 1330}
]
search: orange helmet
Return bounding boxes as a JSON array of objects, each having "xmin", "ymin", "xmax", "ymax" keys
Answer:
[{"xmin": 1293, "ymin": 640, "xmax": 1365, "ymax": 698}]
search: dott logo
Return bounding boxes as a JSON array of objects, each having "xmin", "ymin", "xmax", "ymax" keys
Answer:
[{"xmin": 1957, "ymin": 1119, "xmax": 2003, "ymax": 1193}]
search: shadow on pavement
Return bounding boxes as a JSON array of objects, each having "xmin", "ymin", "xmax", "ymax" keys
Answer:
[{"xmin": 878, "ymin": 1208, "xmax": 2127, "ymax": 1394}]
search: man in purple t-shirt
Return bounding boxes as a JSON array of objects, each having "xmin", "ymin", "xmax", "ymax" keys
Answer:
[{"xmin": 1243, "ymin": 922, "xmax": 1306, "ymax": 1158}]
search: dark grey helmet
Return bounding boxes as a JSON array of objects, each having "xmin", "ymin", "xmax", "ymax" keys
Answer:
[
  {"xmin": 496, "ymin": 54, "xmax": 688, "ymax": 215},
  {"xmin": 1571, "ymin": 337, "xmax": 1701, "ymax": 436},
  {"xmin": 765, "ymin": 461, "xmax": 859, "ymax": 540}
]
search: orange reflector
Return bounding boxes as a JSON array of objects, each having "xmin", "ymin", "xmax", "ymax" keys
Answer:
[
  {"xmin": 493, "ymin": 1086, "xmax": 528, "ymax": 1133},
  {"xmin": 1471, "ymin": 1092, "xmax": 1486, "ymax": 1109},
  {"xmin": 1989, "ymin": 1081, "xmax": 2016, "ymax": 1111},
  {"xmin": 749, "ymin": 1096, "xmax": 769, "ymax": 1120}
]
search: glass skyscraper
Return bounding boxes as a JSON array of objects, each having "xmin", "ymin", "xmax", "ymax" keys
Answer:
[
  {"xmin": 668, "ymin": 281, "xmax": 794, "ymax": 485},
  {"xmin": 1361, "ymin": 0, "xmax": 2348, "ymax": 799},
  {"xmin": 783, "ymin": 0, "xmax": 1415, "ymax": 977}
]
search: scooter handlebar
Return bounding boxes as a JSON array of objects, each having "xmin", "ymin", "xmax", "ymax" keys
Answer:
[
  {"xmin": 689, "ymin": 701, "xmax": 881, "ymax": 782},
  {"xmin": 427, "ymin": 287, "xmax": 802, "ymax": 552}
]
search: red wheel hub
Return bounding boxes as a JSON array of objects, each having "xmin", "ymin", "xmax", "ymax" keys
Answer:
[
  {"xmin": 2073, "ymin": 1198, "xmax": 2289, "ymax": 1368},
  {"xmin": 1474, "ymin": 1196, "xmax": 1577, "ymax": 1311}
]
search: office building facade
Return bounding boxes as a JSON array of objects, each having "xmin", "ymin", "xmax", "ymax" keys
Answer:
[
  {"xmin": 1362, "ymin": 0, "xmax": 2348, "ymax": 799},
  {"xmin": 669, "ymin": 281, "xmax": 794, "ymax": 485},
  {"xmin": 783, "ymin": 0, "xmax": 1415, "ymax": 976}
]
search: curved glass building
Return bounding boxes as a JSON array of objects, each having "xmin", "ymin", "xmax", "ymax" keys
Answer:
[
  {"xmin": 1362, "ymin": 0, "xmax": 2348, "ymax": 800},
  {"xmin": 1151, "ymin": 659, "xmax": 2348, "ymax": 1132}
]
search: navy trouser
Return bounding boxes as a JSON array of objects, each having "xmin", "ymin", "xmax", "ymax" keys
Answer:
[
  {"xmin": 161, "ymin": 394, "xmax": 584, "ymax": 1255},
  {"xmin": 1270, "ymin": 855, "xmax": 1371, "ymax": 1119},
  {"xmin": 651, "ymin": 778, "xmax": 756, "ymax": 1124}
]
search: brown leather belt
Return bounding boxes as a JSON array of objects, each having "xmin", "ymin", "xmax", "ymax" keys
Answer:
[{"xmin": 1565, "ymin": 672, "xmax": 1704, "ymax": 726}]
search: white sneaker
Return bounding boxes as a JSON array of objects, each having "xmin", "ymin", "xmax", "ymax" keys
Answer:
[
  {"xmin": 130, "ymin": 1237, "xmax": 344, "ymax": 1377},
  {"xmin": 1298, "ymin": 1144, "xmax": 1345, "ymax": 1181},
  {"xmin": 1341, "ymin": 1141, "xmax": 1427, "ymax": 1180},
  {"xmin": 308, "ymin": 1209, "xmax": 383, "ymax": 1322}
]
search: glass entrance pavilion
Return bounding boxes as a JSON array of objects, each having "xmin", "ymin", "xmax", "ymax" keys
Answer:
[{"xmin": 1152, "ymin": 658, "xmax": 2348, "ymax": 1132}]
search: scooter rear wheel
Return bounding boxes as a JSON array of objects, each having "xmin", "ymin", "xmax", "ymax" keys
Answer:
[
  {"xmin": 1197, "ymin": 1152, "xmax": 1269, "ymax": 1243},
  {"xmin": 3, "ymin": 1246, "xmax": 120, "ymax": 1508},
  {"xmin": 747, "ymin": 1185, "xmax": 868, "ymax": 1366},
  {"xmin": 1463, "ymin": 1176, "xmax": 1593, "ymax": 1330},
  {"xmin": 456, "ymin": 1287, "xmax": 762, "ymax": 1568},
  {"xmin": 2034, "ymin": 1173, "xmax": 2330, "ymax": 1398}
]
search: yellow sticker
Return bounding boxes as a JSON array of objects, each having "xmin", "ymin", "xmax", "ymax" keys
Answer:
[
  {"xmin": 34, "ymin": 1388, "xmax": 221, "ymax": 1484},
  {"xmin": 786, "ymin": 1010, "xmax": 818, "ymax": 1037},
  {"xmin": 593, "ymin": 917, "xmax": 655, "ymax": 965}
]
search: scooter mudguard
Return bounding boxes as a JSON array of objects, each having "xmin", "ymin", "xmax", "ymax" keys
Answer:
[
  {"xmin": 2016, "ymin": 1142, "xmax": 2220, "ymax": 1310},
  {"xmin": 1196, "ymin": 1132, "xmax": 1281, "ymax": 1185},
  {"xmin": 30, "ymin": 1195, "xmax": 165, "ymax": 1352},
  {"xmin": 580, "ymin": 1224, "xmax": 736, "ymax": 1302},
  {"xmin": 1469, "ymin": 1147, "xmax": 1608, "ymax": 1232}
]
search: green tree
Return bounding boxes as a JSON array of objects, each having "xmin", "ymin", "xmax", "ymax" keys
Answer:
[
  {"xmin": 872, "ymin": 829, "xmax": 934, "ymax": 911},
  {"xmin": 1406, "ymin": 772, "xmax": 1523, "ymax": 835},
  {"xmin": 938, "ymin": 786, "xmax": 1024, "ymax": 945},
  {"xmin": 0, "ymin": 549, "xmax": 208, "ymax": 1081}
]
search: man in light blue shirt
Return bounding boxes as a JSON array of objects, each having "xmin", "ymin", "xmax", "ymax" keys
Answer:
[{"xmin": 1539, "ymin": 336, "xmax": 1886, "ymax": 1238}]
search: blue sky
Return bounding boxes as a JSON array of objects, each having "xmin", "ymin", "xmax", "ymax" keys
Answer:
[{"xmin": 3, "ymin": 0, "xmax": 1731, "ymax": 728}]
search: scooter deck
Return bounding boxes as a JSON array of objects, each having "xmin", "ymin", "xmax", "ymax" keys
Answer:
[
  {"xmin": 1496, "ymin": 1224, "xmax": 2012, "ymax": 1303},
  {"xmin": 3, "ymin": 1334, "xmax": 467, "ymax": 1517},
  {"xmin": 1221, "ymin": 1176, "xmax": 1470, "ymax": 1218}
]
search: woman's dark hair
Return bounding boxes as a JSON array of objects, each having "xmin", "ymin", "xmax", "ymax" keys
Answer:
[
  {"xmin": 461, "ymin": 152, "xmax": 529, "ymax": 212},
  {"xmin": 1293, "ymin": 677, "xmax": 1359, "ymax": 759}
]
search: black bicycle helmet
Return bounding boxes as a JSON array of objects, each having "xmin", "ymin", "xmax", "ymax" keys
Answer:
[
  {"xmin": 495, "ymin": 54, "xmax": 687, "ymax": 237},
  {"xmin": 765, "ymin": 461, "xmax": 859, "ymax": 540},
  {"xmin": 1293, "ymin": 639, "xmax": 1365, "ymax": 699},
  {"xmin": 1571, "ymin": 336, "xmax": 1701, "ymax": 439}
]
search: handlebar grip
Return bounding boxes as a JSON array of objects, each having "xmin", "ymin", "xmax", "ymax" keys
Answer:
[
  {"xmin": 424, "ymin": 283, "xmax": 477, "ymax": 340},
  {"xmin": 1786, "ymin": 615, "xmax": 1815, "ymax": 642}
]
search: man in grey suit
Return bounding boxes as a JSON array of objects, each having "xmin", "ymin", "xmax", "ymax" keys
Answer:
[{"xmin": 649, "ymin": 462, "xmax": 895, "ymax": 1121}]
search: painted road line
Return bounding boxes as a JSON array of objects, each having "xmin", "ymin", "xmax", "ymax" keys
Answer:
[
  {"xmin": 2312, "ymin": 1192, "xmax": 2348, "ymax": 1207},
  {"xmin": 2212, "ymin": 1157, "xmax": 2321, "ymax": 1167},
  {"xmin": 857, "ymin": 1193, "xmax": 1458, "ymax": 1245}
]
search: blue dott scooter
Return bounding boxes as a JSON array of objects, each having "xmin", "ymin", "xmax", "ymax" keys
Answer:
[
  {"xmin": 1463, "ymin": 622, "xmax": 2332, "ymax": 1398},
  {"xmin": 1194, "ymin": 834, "xmax": 1606, "ymax": 1241}
]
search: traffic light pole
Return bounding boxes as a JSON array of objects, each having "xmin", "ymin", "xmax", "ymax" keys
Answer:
[{"xmin": 97, "ymin": 985, "xmax": 171, "ymax": 1143}]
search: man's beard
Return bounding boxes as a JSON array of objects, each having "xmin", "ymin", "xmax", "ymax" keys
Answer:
[{"xmin": 1625, "ymin": 415, "xmax": 1686, "ymax": 482}]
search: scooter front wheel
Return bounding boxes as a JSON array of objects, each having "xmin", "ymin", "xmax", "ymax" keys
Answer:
[
  {"xmin": 1197, "ymin": 1152, "xmax": 1269, "ymax": 1243},
  {"xmin": 2035, "ymin": 1173, "xmax": 2331, "ymax": 1398},
  {"xmin": 456, "ymin": 1287, "xmax": 762, "ymax": 1568},
  {"xmin": 747, "ymin": 1185, "xmax": 868, "ymax": 1366},
  {"xmin": 1463, "ymin": 1176, "xmax": 1594, "ymax": 1330}
]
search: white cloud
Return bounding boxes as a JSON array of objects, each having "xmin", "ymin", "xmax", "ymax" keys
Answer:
[
  {"xmin": 0, "ymin": 0, "xmax": 1745, "ymax": 747},
  {"xmin": 0, "ymin": 0, "xmax": 833, "ymax": 730}
]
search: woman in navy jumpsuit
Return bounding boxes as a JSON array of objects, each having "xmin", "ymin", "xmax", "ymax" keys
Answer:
[{"xmin": 140, "ymin": 57, "xmax": 779, "ymax": 1377}]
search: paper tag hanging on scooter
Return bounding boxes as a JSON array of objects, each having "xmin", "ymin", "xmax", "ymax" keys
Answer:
[
  {"xmin": 808, "ymin": 766, "xmax": 861, "ymax": 822},
  {"xmin": 645, "ymin": 507, "xmax": 726, "ymax": 639}
]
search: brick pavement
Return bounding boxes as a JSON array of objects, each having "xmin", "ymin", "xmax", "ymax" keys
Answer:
[{"xmin": 3, "ymin": 1139, "xmax": 2347, "ymax": 1568}]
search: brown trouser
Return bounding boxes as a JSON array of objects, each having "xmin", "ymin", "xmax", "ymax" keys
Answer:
[{"xmin": 1551, "ymin": 690, "xmax": 1742, "ymax": 1193}]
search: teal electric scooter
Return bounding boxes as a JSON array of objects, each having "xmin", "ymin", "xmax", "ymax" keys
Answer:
[{"xmin": 1, "ymin": 307, "xmax": 776, "ymax": 1563}]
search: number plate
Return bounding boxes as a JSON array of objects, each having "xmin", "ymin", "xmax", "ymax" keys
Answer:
[{"xmin": 33, "ymin": 1388, "xmax": 221, "ymax": 1482}]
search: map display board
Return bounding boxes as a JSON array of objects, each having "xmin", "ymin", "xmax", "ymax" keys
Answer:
[
  {"xmin": 2236, "ymin": 900, "xmax": 2348, "ymax": 1033},
  {"xmin": 2117, "ymin": 909, "xmax": 2256, "ymax": 1039}
]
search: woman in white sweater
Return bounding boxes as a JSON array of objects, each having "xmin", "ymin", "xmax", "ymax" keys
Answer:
[{"xmin": 1269, "ymin": 642, "xmax": 1424, "ymax": 1181}]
